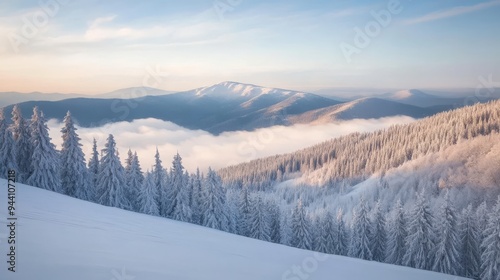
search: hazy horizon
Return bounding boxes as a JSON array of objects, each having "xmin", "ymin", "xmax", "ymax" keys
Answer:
[{"xmin": 1, "ymin": 81, "xmax": 495, "ymax": 98}]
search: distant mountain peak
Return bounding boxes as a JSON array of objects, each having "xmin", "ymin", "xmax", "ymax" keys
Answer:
[
  {"xmin": 194, "ymin": 81, "xmax": 300, "ymax": 99},
  {"xmin": 391, "ymin": 89, "xmax": 430, "ymax": 99}
]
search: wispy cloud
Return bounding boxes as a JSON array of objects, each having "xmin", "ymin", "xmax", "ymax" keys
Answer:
[{"xmin": 404, "ymin": 0, "xmax": 500, "ymax": 25}]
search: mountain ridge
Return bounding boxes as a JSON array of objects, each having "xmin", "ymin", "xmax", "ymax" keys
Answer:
[{"xmin": 1, "ymin": 81, "xmax": 492, "ymax": 134}]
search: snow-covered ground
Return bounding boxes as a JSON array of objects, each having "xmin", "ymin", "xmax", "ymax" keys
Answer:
[{"xmin": 0, "ymin": 181, "xmax": 469, "ymax": 280}]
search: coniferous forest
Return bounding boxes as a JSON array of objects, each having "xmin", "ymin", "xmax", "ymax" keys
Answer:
[{"xmin": 1, "ymin": 101, "xmax": 500, "ymax": 279}]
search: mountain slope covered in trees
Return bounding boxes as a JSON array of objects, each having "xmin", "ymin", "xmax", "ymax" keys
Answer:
[{"xmin": 219, "ymin": 100, "xmax": 500, "ymax": 189}]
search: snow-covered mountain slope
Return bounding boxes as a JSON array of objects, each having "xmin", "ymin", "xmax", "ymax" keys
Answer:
[
  {"xmin": 0, "ymin": 182, "xmax": 465, "ymax": 280},
  {"xmin": 183, "ymin": 81, "xmax": 340, "ymax": 114},
  {"xmin": 289, "ymin": 97, "xmax": 435, "ymax": 124},
  {"xmin": 192, "ymin": 81, "xmax": 297, "ymax": 100},
  {"xmin": 2, "ymin": 82, "xmax": 341, "ymax": 134}
]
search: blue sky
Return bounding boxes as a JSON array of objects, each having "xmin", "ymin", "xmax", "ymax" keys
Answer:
[{"xmin": 1, "ymin": 0, "xmax": 499, "ymax": 94}]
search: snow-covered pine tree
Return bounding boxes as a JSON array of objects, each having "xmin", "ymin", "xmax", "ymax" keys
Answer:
[
  {"xmin": 174, "ymin": 170, "xmax": 193, "ymax": 222},
  {"xmin": 237, "ymin": 187, "xmax": 251, "ymax": 237},
  {"xmin": 125, "ymin": 150, "xmax": 144, "ymax": 211},
  {"xmin": 153, "ymin": 149, "xmax": 168, "ymax": 217},
  {"xmin": 480, "ymin": 196, "xmax": 500, "ymax": 280},
  {"xmin": 27, "ymin": 107, "xmax": 61, "ymax": 192},
  {"xmin": 87, "ymin": 138, "xmax": 100, "ymax": 202},
  {"xmin": 459, "ymin": 204, "xmax": 480, "ymax": 279},
  {"xmin": 280, "ymin": 210, "xmax": 293, "ymax": 246},
  {"xmin": 186, "ymin": 172, "xmax": 194, "ymax": 211},
  {"xmin": 10, "ymin": 105, "xmax": 32, "ymax": 182},
  {"xmin": 334, "ymin": 208, "xmax": 349, "ymax": 256},
  {"xmin": 170, "ymin": 153, "xmax": 192, "ymax": 222},
  {"xmin": 291, "ymin": 199, "xmax": 313, "ymax": 250},
  {"xmin": 371, "ymin": 200, "xmax": 387, "ymax": 262},
  {"xmin": 403, "ymin": 190, "xmax": 435, "ymax": 270},
  {"xmin": 138, "ymin": 171, "xmax": 160, "ymax": 216},
  {"xmin": 348, "ymin": 197, "xmax": 373, "ymax": 261},
  {"xmin": 315, "ymin": 211, "xmax": 335, "ymax": 254},
  {"xmin": 190, "ymin": 168, "xmax": 203, "ymax": 224},
  {"xmin": 432, "ymin": 190, "xmax": 461, "ymax": 275},
  {"xmin": 248, "ymin": 194, "xmax": 271, "ymax": 241},
  {"xmin": 476, "ymin": 201, "xmax": 489, "ymax": 254},
  {"xmin": 0, "ymin": 109, "xmax": 18, "ymax": 179},
  {"xmin": 267, "ymin": 200, "xmax": 282, "ymax": 244},
  {"xmin": 202, "ymin": 168, "xmax": 229, "ymax": 231},
  {"xmin": 385, "ymin": 199, "xmax": 407, "ymax": 265},
  {"xmin": 225, "ymin": 189, "xmax": 239, "ymax": 234},
  {"xmin": 96, "ymin": 134, "xmax": 131, "ymax": 210},
  {"xmin": 60, "ymin": 111, "xmax": 90, "ymax": 199}
]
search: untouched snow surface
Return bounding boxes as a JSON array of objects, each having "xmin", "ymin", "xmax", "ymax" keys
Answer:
[{"xmin": 0, "ymin": 181, "xmax": 469, "ymax": 280}]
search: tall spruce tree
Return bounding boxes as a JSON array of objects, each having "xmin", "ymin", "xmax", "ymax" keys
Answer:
[
  {"xmin": 480, "ymin": 196, "xmax": 500, "ymax": 280},
  {"xmin": 267, "ymin": 200, "xmax": 282, "ymax": 244},
  {"xmin": 171, "ymin": 153, "xmax": 192, "ymax": 222},
  {"xmin": 138, "ymin": 171, "xmax": 160, "ymax": 216},
  {"xmin": 385, "ymin": 200, "xmax": 407, "ymax": 265},
  {"xmin": 432, "ymin": 191, "xmax": 461, "ymax": 275},
  {"xmin": 202, "ymin": 168, "xmax": 228, "ymax": 231},
  {"xmin": 348, "ymin": 197, "xmax": 373, "ymax": 261},
  {"xmin": 60, "ymin": 111, "xmax": 90, "ymax": 199},
  {"xmin": 153, "ymin": 149, "xmax": 168, "ymax": 217},
  {"xmin": 476, "ymin": 201, "xmax": 489, "ymax": 256},
  {"xmin": 125, "ymin": 150, "xmax": 143, "ymax": 211},
  {"xmin": 10, "ymin": 105, "xmax": 32, "ymax": 182},
  {"xmin": 237, "ymin": 187, "xmax": 251, "ymax": 237},
  {"xmin": 27, "ymin": 107, "xmax": 61, "ymax": 192},
  {"xmin": 371, "ymin": 200, "xmax": 387, "ymax": 262},
  {"xmin": 315, "ymin": 211, "xmax": 335, "ymax": 254},
  {"xmin": 403, "ymin": 190, "xmax": 435, "ymax": 270},
  {"xmin": 190, "ymin": 169, "xmax": 203, "ymax": 224},
  {"xmin": 291, "ymin": 199, "xmax": 313, "ymax": 250},
  {"xmin": 248, "ymin": 195, "xmax": 271, "ymax": 241},
  {"xmin": 96, "ymin": 134, "xmax": 131, "ymax": 210},
  {"xmin": 460, "ymin": 204, "xmax": 480, "ymax": 279},
  {"xmin": 87, "ymin": 138, "xmax": 100, "ymax": 202},
  {"xmin": 0, "ymin": 109, "xmax": 18, "ymax": 179},
  {"xmin": 334, "ymin": 208, "xmax": 349, "ymax": 256}
]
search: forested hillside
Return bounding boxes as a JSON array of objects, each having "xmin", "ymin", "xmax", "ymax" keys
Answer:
[{"xmin": 219, "ymin": 100, "xmax": 500, "ymax": 189}]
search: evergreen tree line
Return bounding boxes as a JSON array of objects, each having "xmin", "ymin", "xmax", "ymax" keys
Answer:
[
  {"xmin": 2, "ymin": 104, "xmax": 500, "ymax": 279},
  {"xmin": 0, "ymin": 105, "xmax": 230, "ymax": 231},
  {"xmin": 227, "ymin": 187, "xmax": 500, "ymax": 280}
]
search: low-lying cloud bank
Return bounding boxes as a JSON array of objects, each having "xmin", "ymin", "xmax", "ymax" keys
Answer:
[{"xmin": 48, "ymin": 116, "xmax": 416, "ymax": 172}]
